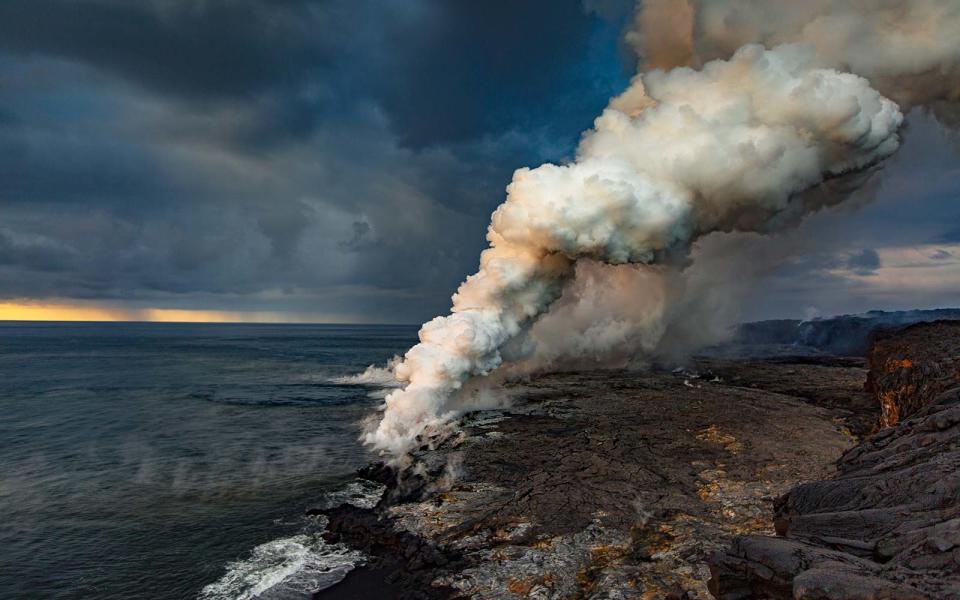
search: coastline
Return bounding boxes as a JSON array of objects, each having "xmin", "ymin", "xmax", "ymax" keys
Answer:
[{"xmin": 316, "ymin": 356, "xmax": 875, "ymax": 599}]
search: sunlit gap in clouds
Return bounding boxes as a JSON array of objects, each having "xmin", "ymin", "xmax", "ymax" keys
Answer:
[{"xmin": 0, "ymin": 301, "xmax": 355, "ymax": 323}]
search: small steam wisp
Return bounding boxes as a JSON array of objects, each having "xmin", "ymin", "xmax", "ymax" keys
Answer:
[{"xmin": 364, "ymin": 1, "xmax": 960, "ymax": 457}]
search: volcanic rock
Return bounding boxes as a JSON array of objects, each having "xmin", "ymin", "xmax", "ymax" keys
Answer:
[
  {"xmin": 319, "ymin": 358, "xmax": 869, "ymax": 599},
  {"xmin": 709, "ymin": 321, "xmax": 960, "ymax": 599},
  {"xmin": 319, "ymin": 322, "xmax": 960, "ymax": 599},
  {"xmin": 867, "ymin": 320, "xmax": 960, "ymax": 427}
]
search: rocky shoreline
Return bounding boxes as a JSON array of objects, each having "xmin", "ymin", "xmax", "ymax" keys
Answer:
[
  {"xmin": 712, "ymin": 321, "xmax": 960, "ymax": 599},
  {"xmin": 316, "ymin": 322, "xmax": 960, "ymax": 599}
]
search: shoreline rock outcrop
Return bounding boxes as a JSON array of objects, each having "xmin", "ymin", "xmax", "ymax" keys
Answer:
[
  {"xmin": 319, "ymin": 358, "xmax": 871, "ymax": 599},
  {"xmin": 319, "ymin": 322, "xmax": 960, "ymax": 599},
  {"xmin": 710, "ymin": 321, "xmax": 960, "ymax": 599}
]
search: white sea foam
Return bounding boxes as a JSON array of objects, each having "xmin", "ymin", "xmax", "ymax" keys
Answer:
[
  {"xmin": 198, "ymin": 480, "xmax": 384, "ymax": 599},
  {"xmin": 197, "ymin": 529, "xmax": 363, "ymax": 600}
]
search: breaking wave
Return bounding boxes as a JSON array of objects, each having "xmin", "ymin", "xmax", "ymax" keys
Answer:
[
  {"xmin": 198, "ymin": 529, "xmax": 362, "ymax": 600},
  {"xmin": 198, "ymin": 479, "xmax": 384, "ymax": 599}
]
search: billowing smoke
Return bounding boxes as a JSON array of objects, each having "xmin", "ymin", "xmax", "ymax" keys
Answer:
[
  {"xmin": 364, "ymin": 1, "xmax": 960, "ymax": 457},
  {"xmin": 630, "ymin": 0, "xmax": 960, "ymax": 107}
]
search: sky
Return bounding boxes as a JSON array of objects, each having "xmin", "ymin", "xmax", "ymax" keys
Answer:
[{"xmin": 0, "ymin": 0, "xmax": 958, "ymax": 324}]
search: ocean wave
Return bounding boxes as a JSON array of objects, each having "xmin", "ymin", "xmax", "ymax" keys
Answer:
[
  {"xmin": 198, "ymin": 479, "xmax": 384, "ymax": 599},
  {"xmin": 197, "ymin": 529, "xmax": 362, "ymax": 600},
  {"xmin": 330, "ymin": 355, "xmax": 402, "ymax": 388}
]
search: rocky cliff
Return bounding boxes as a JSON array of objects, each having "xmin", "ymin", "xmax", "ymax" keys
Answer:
[
  {"xmin": 867, "ymin": 320, "xmax": 960, "ymax": 427},
  {"xmin": 710, "ymin": 321, "xmax": 960, "ymax": 599}
]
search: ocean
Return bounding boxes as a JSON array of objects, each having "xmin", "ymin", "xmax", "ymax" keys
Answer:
[{"xmin": 0, "ymin": 321, "xmax": 416, "ymax": 600}]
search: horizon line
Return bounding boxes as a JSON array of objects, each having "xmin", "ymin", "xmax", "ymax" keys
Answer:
[
  {"xmin": 0, "ymin": 301, "xmax": 421, "ymax": 326},
  {"xmin": 0, "ymin": 318, "xmax": 419, "ymax": 326}
]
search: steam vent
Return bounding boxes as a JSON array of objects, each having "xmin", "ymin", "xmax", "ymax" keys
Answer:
[{"xmin": 317, "ymin": 319, "xmax": 960, "ymax": 599}]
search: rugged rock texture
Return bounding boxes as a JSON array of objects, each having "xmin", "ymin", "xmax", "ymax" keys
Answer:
[
  {"xmin": 319, "ymin": 358, "xmax": 868, "ymax": 599},
  {"xmin": 318, "ymin": 497, "xmax": 457, "ymax": 600},
  {"xmin": 867, "ymin": 321, "xmax": 960, "ymax": 427},
  {"xmin": 320, "ymin": 323, "xmax": 960, "ymax": 599},
  {"xmin": 697, "ymin": 357, "xmax": 875, "ymax": 437},
  {"xmin": 710, "ymin": 322, "xmax": 960, "ymax": 599}
]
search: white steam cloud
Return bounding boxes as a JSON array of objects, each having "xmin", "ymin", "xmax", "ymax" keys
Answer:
[{"xmin": 365, "ymin": 0, "xmax": 960, "ymax": 457}]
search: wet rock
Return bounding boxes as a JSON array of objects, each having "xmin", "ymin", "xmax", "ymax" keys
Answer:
[{"xmin": 318, "ymin": 501, "xmax": 458, "ymax": 600}]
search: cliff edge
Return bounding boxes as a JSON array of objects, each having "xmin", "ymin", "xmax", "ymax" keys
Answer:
[{"xmin": 710, "ymin": 321, "xmax": 960, "ymax": 599}]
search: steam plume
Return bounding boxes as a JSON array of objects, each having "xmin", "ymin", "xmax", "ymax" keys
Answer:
[
  {"xmin": 365, "ymin": 1, "xmax": 960, "ymax": 457},
  {"xmin": 630, "ymin": 0, "xmax": 960, "ymax": 107},
  {"xmin": 365, "ymin": 38, "xmax": 907, "ymax": 455}
]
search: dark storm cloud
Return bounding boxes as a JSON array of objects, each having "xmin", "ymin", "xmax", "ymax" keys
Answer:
[
  {"xmin": 373, "ymin": 1, "xmax": 624, "ymax": 148},
  {"xmin": 0, "ymin": 0, "xmax": 626, "ymax": 151},
  {"xmin": 0, "ymin": 0, "xmax": 327, "ymax": 100},
  {"xmin": 3, "ymin": 1, "xmax": 955, "ymax": 322},
  {"xmin": 846, "ymin": 249, "xmax": 881, "ymax": 275},
  {"xmin": 0, "ymin": 120, "xmax": 170, "ymax": 206},
  {"xmin": 0, "ymin": 228, "xmax": 75, "ymax": 273},
  {"xmin": 765, "ymin": 248, "xmax": 880, "ymax": 284},
  {"xmin": 0, "ymin": 108, "xmax": 20, "ymax": 127},
  {"xmin": 0, "ymin": 1, "xmax": 631, "ymax": 321},
  {"xmin": 936, "ymin": 227, "xmax": 960, "ymax": 243},
  {"xmin": 0, "ymin": 0, "xmax": 368, "ymax": 150}
]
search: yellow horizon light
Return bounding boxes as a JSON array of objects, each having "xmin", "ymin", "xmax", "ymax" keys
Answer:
[
  {"xmin": 0, "ymin": 302, "xmax": 300, "ymax": 324},
  {"xmin": 0, "ymin": 302, "xmax": 134, "ymax": 322}
]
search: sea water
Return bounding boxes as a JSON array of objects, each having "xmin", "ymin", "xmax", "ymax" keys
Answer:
[{"xmin": 0, "ymin": 322, "xmax": 414, "ymax": 599}]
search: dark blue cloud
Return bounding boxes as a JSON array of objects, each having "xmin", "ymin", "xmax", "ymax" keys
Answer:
[
  {"xmin": 0, "ymin": 1, "xmax": 629, "ymax": 151},
  {"xmin": 846, "ymin": 249, "xmax": 881, "ymax": 275},
  {"xmin": 2, "ymin": 1, "xmax": 956, "ymax": 322},
  {"xmin": 0, "ymin": 0, "xmax": 329, "ymax": 99},
  {"xmin": 0, "ymin": 1, "xmax": 633, "ymax": 321},
  {"xmin": 372, "ymin": 1, "xmax": 629, "ymax": 148},
  {"xmin": 936, "ymin": 227, "xmax": 960, "ymax": 243}
]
